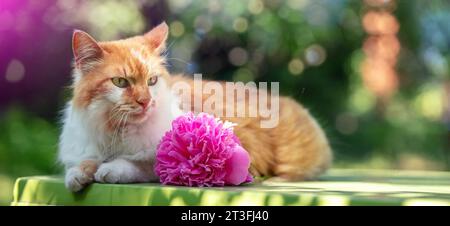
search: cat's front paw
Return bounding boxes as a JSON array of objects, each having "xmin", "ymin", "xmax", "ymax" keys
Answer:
[
  {"xmin": 65, "ymin": 167, "xmax": 94, "ymax": 192},
  {"xmin": 94, "ymin": 159, "xmax": 151, "ymax": 183},
  {"xmin": 94, "ymin": 161, "xmax": 124, "ymax": 183}
]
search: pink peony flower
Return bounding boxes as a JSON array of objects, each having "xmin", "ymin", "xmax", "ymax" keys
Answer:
[{"xmin": 154, "ymin": 112, "xmax": 253, "ymax": 187}]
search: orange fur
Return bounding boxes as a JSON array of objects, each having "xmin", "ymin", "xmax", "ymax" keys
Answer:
[
  {"xmin": 79, "ymin": 160, "xmax": 99, "ymax": 178},
  {"xmin": 72, "ymin": 25, "xmax": 171, "ymax": 128},
  {"xmin": 168, "ymin": 75, "xmax": 333, "ymax": 180},
  {"xmin": 72, "ymin": 22, "xmax": 332, "ymax": 181}
]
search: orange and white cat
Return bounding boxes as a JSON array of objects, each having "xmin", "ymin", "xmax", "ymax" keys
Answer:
[{"xmin": 59, "ymin": 22, "xmax": 332, "ymax": 192}]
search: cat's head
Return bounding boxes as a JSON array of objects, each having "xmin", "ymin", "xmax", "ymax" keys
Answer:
[{"xmin": 71, "ymin": 22, "xmax": 170, "ymax": 126}]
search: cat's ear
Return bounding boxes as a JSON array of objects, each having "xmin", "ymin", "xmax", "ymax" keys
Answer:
[
  {"xmin": 143, "ymin": 22, "xmax": 169, "ymax": 53},
  {"xmin": 72, "ymin": 30, "xmax": 103, "ymax": 73}
]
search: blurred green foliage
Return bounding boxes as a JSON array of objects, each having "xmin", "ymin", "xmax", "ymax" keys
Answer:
[
  {"xmin": 0, "ymin": 107, "xmax": 61, "ymax": 205},
  {"xmin": 0, "ymin": 107, "xmax": 61, "ymax": 177}
]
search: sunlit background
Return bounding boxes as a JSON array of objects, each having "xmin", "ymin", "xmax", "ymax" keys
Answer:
[{"xmin": 1, "ymin": 0, "xmax": 449, "ymax": 205}]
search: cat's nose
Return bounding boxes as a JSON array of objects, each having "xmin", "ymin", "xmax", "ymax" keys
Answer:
[{"xmin": 136, "ymin": 98, "xmax": 151, "ymax": 109}]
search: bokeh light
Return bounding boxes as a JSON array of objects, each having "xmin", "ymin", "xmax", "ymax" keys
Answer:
[
  {"xmin": 228, "ymin": 47, "xmax": 249, "ymax": 66},
  {"xmin": 362, "ymin": 11, "xmax": 399, "ymax": 35},
  {"xmin": 170, "ymin": 21, "xmax": 185, "ymax": 37},
  {"xmin": 335, "ymin": 112, "xmax": 359, "ymax": 135},
  {"xmin": 194, "ymin": 15, "xmax": 213, "ymax": 33},
  {"xmin": 5, "ymin": 59, "xmax": 25, "ymax": 83},
  {"xmin": 361, "ymin": 1, "xmax": 400, "ymax": 99},
  {"xmin": 233, "ymin": 17, "xmax": 249, "ymax": 33},
  {"xmin": 304, "ymin": 44, "xmax": 326, "ymax": 66},
  {"xmin": 248, "ymin": 0, "xmax": 264, "ymax": 15},
  {"xmin": 288, "ymin": 58, "xmax": 305, "ymax": 75}
]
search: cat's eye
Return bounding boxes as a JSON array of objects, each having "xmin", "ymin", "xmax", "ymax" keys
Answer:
[
  {"xmin": 111, "ymin": 77, "xmax": 130, "ymax": 88},
  {"xmin": 148, "ymin": 76, "xmax": 158, "ymax": 86}
]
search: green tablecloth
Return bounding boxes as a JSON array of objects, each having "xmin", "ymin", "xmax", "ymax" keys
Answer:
[{"xmin": 11, "ymin": 169, "xmax": 450, "ymax": 206}]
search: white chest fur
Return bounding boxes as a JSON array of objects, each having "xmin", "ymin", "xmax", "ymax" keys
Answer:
[{"xmin": 58, "ymin": 79, "xmax": 183, "ymax": 168}]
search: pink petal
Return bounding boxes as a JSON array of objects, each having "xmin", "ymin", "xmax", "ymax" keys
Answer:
[{"xmin": 224, "ymin": 145, "xmax": 251, "ymax": 185}]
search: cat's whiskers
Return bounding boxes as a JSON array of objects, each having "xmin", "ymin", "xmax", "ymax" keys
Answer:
[
  {"xmin": 166, "ymin": 57, "xmax": 190, "ymax": 66},
  {"xmin": 109, "ymin": 110, "xmax": 128, "ymax": 151},
  {"xmin": 120, "ymin": 112, "xmax": 130, "ymax": 141},
  {"xmin": 102, "ymin": 105, "xmax": 124, "ymax": 128}
]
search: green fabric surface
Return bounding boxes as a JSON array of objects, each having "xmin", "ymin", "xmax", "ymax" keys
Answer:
[{"xmin": 11, "ymin": 169, "xmax": 450, "ymax": 206}]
